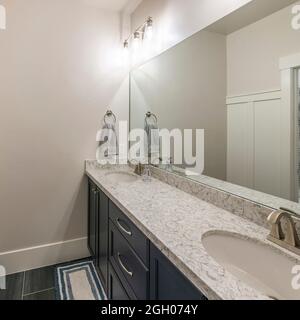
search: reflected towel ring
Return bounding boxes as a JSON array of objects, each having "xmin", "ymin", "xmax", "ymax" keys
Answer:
[
  {"xmin": 145, "ymin": 112, "xmax": 158, "ymax": 125},
  {"xmin": 104, "ymin": 110, "xmax": 116, "ymax": 125}
]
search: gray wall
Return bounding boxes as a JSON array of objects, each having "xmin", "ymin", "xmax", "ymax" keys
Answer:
[
  {"xmin": 0, "ymin": 0, "xmax": 124, "ymax": 254},
  {"xmin": 227, "ymin": 0, "xmax": 300, "ymax": 96}
]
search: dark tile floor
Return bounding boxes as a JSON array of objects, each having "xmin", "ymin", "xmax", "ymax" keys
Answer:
[
  {"xmin": 0, "ymin": 258, "xmax": 91, "ymax": 300},
  {"xmin": 0, "ymin": 265, "xmax": 56, "ymax": 301}
]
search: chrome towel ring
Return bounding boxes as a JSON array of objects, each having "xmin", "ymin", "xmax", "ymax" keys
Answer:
[
  {"xmin": 104, "ymin": 110, "xmax": 116, "ymax": 125},
  {"xmin": 145, "ymin": 111, "xmax": 158, "ymax": 125}
]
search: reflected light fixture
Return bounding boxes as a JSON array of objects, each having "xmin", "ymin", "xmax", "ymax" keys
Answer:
[
  {"xmin": 123, "ymin": 40, "xmax": 129, "ymax": 50},
  {"xmin": 123, "ymin": 40, "xmax": 129, "ymax": 64}
]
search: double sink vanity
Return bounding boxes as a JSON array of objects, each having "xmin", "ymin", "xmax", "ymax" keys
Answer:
[
  {"xmin": 83, "ymin": 1, "xmax": 300, "ymax": 301},
  {"xmin": 85, "ymin": 161, "xmax": 300, "ymax": 300}
]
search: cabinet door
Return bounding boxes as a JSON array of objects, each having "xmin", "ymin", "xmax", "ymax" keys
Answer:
[
  {"xmin": 88, "ymin": 180, "xmax": 98, "ymax": 260},
  {"xmin": 150, "ymin": 244, "xmax": 207, "ymax": 300},
  {"xmin": 97, "ymin": 190, "xmax": 109, "ymax": 292}
]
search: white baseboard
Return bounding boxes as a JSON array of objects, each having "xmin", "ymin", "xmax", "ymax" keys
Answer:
[{"xmin": 0, "ymin": 237, "xmax": 90, "ymax": 275}]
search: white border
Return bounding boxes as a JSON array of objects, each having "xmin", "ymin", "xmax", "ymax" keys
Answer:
[
  {"xmin": 226, "ymin": 89, "xmax": 281, "ymax": 105},
  {"xmin": 0, "ymin": 237, "xmax": 89, "ymax": 275}
]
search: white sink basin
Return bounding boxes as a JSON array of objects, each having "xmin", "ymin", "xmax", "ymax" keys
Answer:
[
  {"xmin": 105, "ymin": 171, "xmax": 138, "ymax": 183},
  {"xmin": 202, "ymin": 231, "xmax": 300, "ymax": 300}
]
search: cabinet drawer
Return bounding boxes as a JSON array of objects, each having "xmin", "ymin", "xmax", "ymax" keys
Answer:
[
  {"xmin": 109, "ymin": 201, "xmax": 149, "ymax": 265},
  {"xmin": 109, "ymin": 221, "xmax": 149, "ymax": 300},
  {"xmin": 108, "ymin": 263, "xmax": 136, "ymax": 300}
]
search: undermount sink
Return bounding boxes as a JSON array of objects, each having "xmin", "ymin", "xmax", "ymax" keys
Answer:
[
  {"xmin": 105, "ymin": 171, "xmax": 138, "ymax": 183},
  {"xmin": 202, "ymin": 231, "xmax": 300, "ymax": 300}
]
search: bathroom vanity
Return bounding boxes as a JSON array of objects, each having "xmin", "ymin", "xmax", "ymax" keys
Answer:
[
  {"xmin": 83, "ymin": 1, "xmax": 300, "ymax": 302},
  {"xmin": 85, "ymin": 161, "xmax": 300, "ymax": 300},
  {"xmin": 87, "ymin": 169, "xmax": 206, "ymax": 300}
]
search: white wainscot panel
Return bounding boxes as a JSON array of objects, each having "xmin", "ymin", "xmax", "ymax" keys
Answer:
[{"xmin": 226, "ymin": 90, "xmax": 291, "ymax": 200}]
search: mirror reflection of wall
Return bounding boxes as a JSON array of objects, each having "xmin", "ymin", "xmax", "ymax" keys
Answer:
[
  {"xmin": 297, "ymin": 68, "xmax": 300, "ymax": 203},
  {"xmin": 130, "ymin": 1, "xmax": 300, "ymax": 210},
  {"xmin": 130, "ymin": 30, "xmax": 227, "ymax": 179}
]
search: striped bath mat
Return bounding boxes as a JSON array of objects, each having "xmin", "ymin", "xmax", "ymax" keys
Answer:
[{"xmin": 55, "ymin": 260, "xmax": 106, "ymax": 300}]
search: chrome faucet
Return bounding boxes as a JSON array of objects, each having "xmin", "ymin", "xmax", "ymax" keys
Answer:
[{"xmin": 267, "ymin": 209, "xmax": 300, "ymax": 255}]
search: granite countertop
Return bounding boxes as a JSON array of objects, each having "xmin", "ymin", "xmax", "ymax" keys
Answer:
[{"xmin": 85, "ymin": 163, "xmax": 291, "ymax": 300}]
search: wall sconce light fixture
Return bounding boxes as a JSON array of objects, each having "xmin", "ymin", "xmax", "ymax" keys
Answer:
[{"xmin": 123, "ymin": 17, "xmax": 153, "ymax": 52}]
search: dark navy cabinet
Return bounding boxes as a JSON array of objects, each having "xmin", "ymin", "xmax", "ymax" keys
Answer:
[
  {"xmin": 87, "ymin": 177, "xmax": 207, "ymax": 300},
  {"xmin": 109, "ymin": 221, "xmax": 149, "ymax": 300},
  {"xmin": 108, "ymin": 263, "xmax": 131, "ymax": 300},
  {"xmin": 150, "ymin": 244, "xmax": 207, "ymax": 300},
  {"xmin": 109, "ymin": 202, "xmax": 149, "ymax": 265},
  {"xmin": 108, "ymin": 263, "xmax": 137, "ymax": 300},
  {"xmin": 88, "ymin": 180, "xmax": 98, "ymax": 261},
  {"xmin": 88, "ymin": 179, "xmax": 109, "ymax": 293},
  {"xmin": 97, "ymin": 189, "xmax": 109, "ymax": 292}
]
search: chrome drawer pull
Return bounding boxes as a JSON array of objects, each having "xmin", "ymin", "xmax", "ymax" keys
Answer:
[
  {"xmin": 116, "ymin": 218, "xmax": 132, "ymax": 236},
  {"xmin": 117, "ymin": 253, "xmax": 133, "ymax": 277}
]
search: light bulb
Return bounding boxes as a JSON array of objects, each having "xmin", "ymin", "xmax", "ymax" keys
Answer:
[
  {"xmin": 145, "ymin": 25, "xmax": 153, "ymax": 40},
  {"xmin": 145, "ymin": 17, "xmax": 153, "ymax": 40},
  {"xmin": 132, "ymin": 32, "xmax": 140, "ymax": 51}
]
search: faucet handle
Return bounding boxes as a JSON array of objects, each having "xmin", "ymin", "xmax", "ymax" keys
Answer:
[
  {"xmin": 268, "ymin": 210, "xmax": 300, "ymax": 248},
  {"xmin": 283, "ymin": 214, "xmax": 300, "ymax": 248},
  {"xmin": 267, "ymin": 210, "xmax": 285, "ymax": 240},
  {"xmin": 267, "ymin": 209, "xmax": 300, "ymax": 255}
]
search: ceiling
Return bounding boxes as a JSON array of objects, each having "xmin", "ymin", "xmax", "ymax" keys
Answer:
[
  {"xmin": 206, "ymin": 0, "xmax": 298, "ymax": 35},
  {"xmin": 80, "ymin": 0, "xmax": 140, "ymax": 12}
]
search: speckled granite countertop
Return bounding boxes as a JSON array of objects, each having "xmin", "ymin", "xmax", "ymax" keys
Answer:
[{"xmin": 85, "ymin": 163, "xmax": 286, "ymax": 300}]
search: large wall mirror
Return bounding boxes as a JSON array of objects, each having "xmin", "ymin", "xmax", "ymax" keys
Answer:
[{"xmin": 130, "ymin": 0, "xmax": 300, "ymax": 212}]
